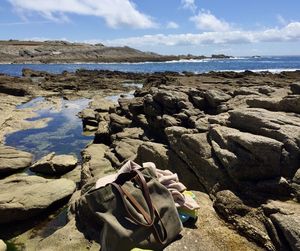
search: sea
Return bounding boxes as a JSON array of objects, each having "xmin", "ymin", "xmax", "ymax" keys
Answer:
[{"xmin": 0, "ymin": 56, "xmax": 300, "ymax": 76}]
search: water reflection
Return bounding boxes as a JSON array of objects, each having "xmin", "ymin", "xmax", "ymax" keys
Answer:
[{"xmin": 5, "ymin": 98, "xmax": 93, "ymax": 160}]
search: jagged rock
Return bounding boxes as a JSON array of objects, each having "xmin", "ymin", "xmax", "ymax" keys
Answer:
[
  {"xmin": 111, "ymin": 127, "xmax": 144, "ymax": 141},
  {"xmin": 290, "ymin": 82, "xmax": 300, "ymax": 94},
  {"xmin": 205, "ymin": 90, "xmax": 232, "ymax": 108},
  {"xmin": 247, "ymin": 95, "xmax": 300, "ymax": 114},
  {"xmin": 128, "ymin": 97, "xmax": 144, "ymax": 116},
  {"xmin": 162, "ymin": 114, "xmax": 181, "ymax": 127},
  {"xmin": 243, "ymin": 177, "xmax": 292, "ymax": 197},
  {"xmin": 89, "ymin": 96, "xmax": 115, "ymax": 112},
  {"xmin": 135, "ymin": 142, "xmax": 204, "ymax": 191},
  {"xmin": 165, "ymin": 126, "xmax": 226, "ymax": 192},
  {"xmin": 293, "ymin": 169, "xmax": 300, "ymax": 184},
  {"xmin": 30, "ymin": 152, "xmax": 78, "ymax": 175},
  {"xmin": 109, "ymin": 113, "xmax": 131, "ymax": 133},
  {"xmin": 0, "ymin": 240, "xmax": 6, "ymax": 251},
  {"xmin": 0, "ymin": 145, "xmax": 33, "ymax": 176},
  {"xmin": 190, "ymin": 96, "xmax": 205, "ymax": 110},
  {"xmin": 213, "ymin": 190, "xmax": 276, "ymax": 251},
  {"xmin": 265, "ymin": 200, "xmax": 300, "ymax": 251},
  {"xmin": 0, "ymin": 175, "xmax": 75, "ymax": 223},
  {"xmin": 113, "ymin": 138, "xmax": 144, "ymax": 162},
  {"xmin": 229, "ymin": 108, "xmax": 300, "ymax": 177},
  {"xmin": 81, "ymin": 143, "xmax": 115, "ymax": 185},
  {"xmin": 94, "ymin": 121, "xmax": 110, "ymax": 143},
  {"xmin": 78, "ymin": 108, "xmax": 96, "ymax": 120},
  {"xmin": 152, "ymin": 89, "xmax": 189, "ymax": 113},
  {"xmin": 165, "ymin": 191, "xmax": 262, "ymax": 251},
  {"xmin": 210, "ymin": 125, "xmax": 282, "ymax": 181},
  {"xmin": 143, "ymin": 94, "xmax": 163, "ymax": 117}
]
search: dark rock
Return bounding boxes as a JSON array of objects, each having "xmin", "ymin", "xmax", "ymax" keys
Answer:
[
  {"xmin": 109, "ymin": 113, "xmax": 131, "ymax": 133},
  {"xmin": 290, "ymin": 82, "xmax": 300, "ymax": 94},
  {"xmin": 214, "ymin": 190, "xmax": 276, "ymax": 251}
]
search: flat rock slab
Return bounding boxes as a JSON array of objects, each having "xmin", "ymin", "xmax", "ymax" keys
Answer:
[
  {"xmin": 0, "ymin": 145, "xmax": 32, "ymax": 176},
  {"xmin": 0, "ymin": 175, "xmax": 76, "ymax": 223},
  {"xmin": 165, "ymin": 191, "xmax": 262, "ymax": 251},
  {"xmin": 30, "ymin": 152, "xmax": 78, "ymax": 175}
]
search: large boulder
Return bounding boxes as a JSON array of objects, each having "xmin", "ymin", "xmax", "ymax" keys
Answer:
[
  {"xmin": 81, "ymin": 143, "xmax": 115, "ymax": 185},
  {"xmin": 0, "ymin": 145, "xmax": 33, "ymax": 176},
  {"xmin": 229, "ymin": 108, "xmax": 300, "ymax": 177},
  {"xmin": 0, "ymin": 175, "xmax": 75, "ymax": 223},
  {"xmin": 165, "ymin": 126, "xmax": 226, "ymax": 192},
  {"xmin": 30, "ymin": 153, "xmax": 78, "ymax": 175},
  {"xmin": 135, "ymin": 142, "xmax": 203, "ymax": 190},
  {"xmin": 210, "ymin": 125, "xmax": 282, "ymax": 181}
]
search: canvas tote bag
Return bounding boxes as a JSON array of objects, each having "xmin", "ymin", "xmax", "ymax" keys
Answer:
[{"xmin": 76, "ymin": 167, "xmax": 183, "ymax": 251}]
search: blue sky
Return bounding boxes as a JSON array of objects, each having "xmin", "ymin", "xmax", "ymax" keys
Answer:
[{"xmin": 1, "ymin": 0, "xmax": 300, "ymax": 56}]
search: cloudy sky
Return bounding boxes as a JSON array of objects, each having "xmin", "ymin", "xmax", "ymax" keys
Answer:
[{"xmin": 1, "ymin": 0, "xmax": 300, "ymax": 56}]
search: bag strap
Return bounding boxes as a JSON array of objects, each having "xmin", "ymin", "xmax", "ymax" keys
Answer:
[
  {"xmin": 112, "ymin": 169, "xmax": 168, "ymax": 244},
  {"xmin": 112, "ymin": 169, "xmax": 155, "ymax": 227}
]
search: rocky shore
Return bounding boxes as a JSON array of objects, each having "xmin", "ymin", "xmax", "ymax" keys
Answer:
[
  {"xmin": 0, "ymin": 69, "xmax": 300, "ymax": 250},
  {"xmin": 0, "ymin": 40, "xmax": 231, "ymax": 64}
]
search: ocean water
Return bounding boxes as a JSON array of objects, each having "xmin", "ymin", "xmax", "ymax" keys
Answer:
[{"xmin": 0, "ymin": 56, "xmax": 300, "ymax": 76}]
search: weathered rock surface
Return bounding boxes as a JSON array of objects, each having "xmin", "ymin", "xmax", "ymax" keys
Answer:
[
  {"xmin": 229, "ymin": 108, "xmax": 300, "ymax": 177},
  {"xmin": 210, "ymin": 125, "xmax": 283, "ymax": 181},
  {"xmin": 0, "ymin": 145, "xmax": 33, "ymax": 176},
  {"xmin": 165, "ymin": 126, "xmax": 226, "ymax": 192},
  {"xmin": 89, "ymin": 96, "xmax": 115, "ymax": 112},
  {"xmin": 81, "ymin": 143, "xmax": 115, "ymax": 185},
  {"xmin": 213, "ymin": 190, "xmax": 276, "ymax": 251},
  {"xmin": 165, "ymin": 191, "xmax": 262, "ymax": 251},
  {"xmin": 290, "ymin": 82, "xmax": 300, "ymax": 94},
  {"xmin": 0, "ymin": 175, "xmax": 75, "ymax": 223},
  {"xmin": 35, "ymin": 219, "xmax": 100, "ymax": 251},
  {"xmin": 0, "ymin": 240, "xmax": 6, "ymax": 251},
  {"xmin": 30, "ymin": 152, "xmax": 78, "ymax": 175}
]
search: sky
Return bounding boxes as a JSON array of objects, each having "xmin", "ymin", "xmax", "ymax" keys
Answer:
[{"xmin": 0, "ymin": 0, "xmax": 300, "ymax": 56}]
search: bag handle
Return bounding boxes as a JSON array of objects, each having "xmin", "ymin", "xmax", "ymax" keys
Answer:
[
  {"xmin": 112, "ymin": 169, "xmax": 168, "ymax": 244},
  {"xmin": 112, "ymin": 169, "xmax": 155, "ymax": 227}
]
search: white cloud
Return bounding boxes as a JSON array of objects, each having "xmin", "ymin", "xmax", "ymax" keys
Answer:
[
  {"xmin": 190, "ymin": 10, "xmax": 231, "ymax": 31},
  {"xmin": 166, "ymin": 21, "xmax": 179, "ymax": 29},
  {"xmin": 8, "ymin": 0, "xmax": 156, "ymax": 28},
  {"xmin": 181, "ymin": 0, "xmax": 197, "ymax": 12},
  {"xmin": 100, "ymin": 22, "xmax": 300, "ymax": 46}
]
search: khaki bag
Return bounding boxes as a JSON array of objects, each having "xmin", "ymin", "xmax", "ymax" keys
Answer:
[{"xmin": 76, "ymin": 167, "xmax": 183, "ymax": 251}]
